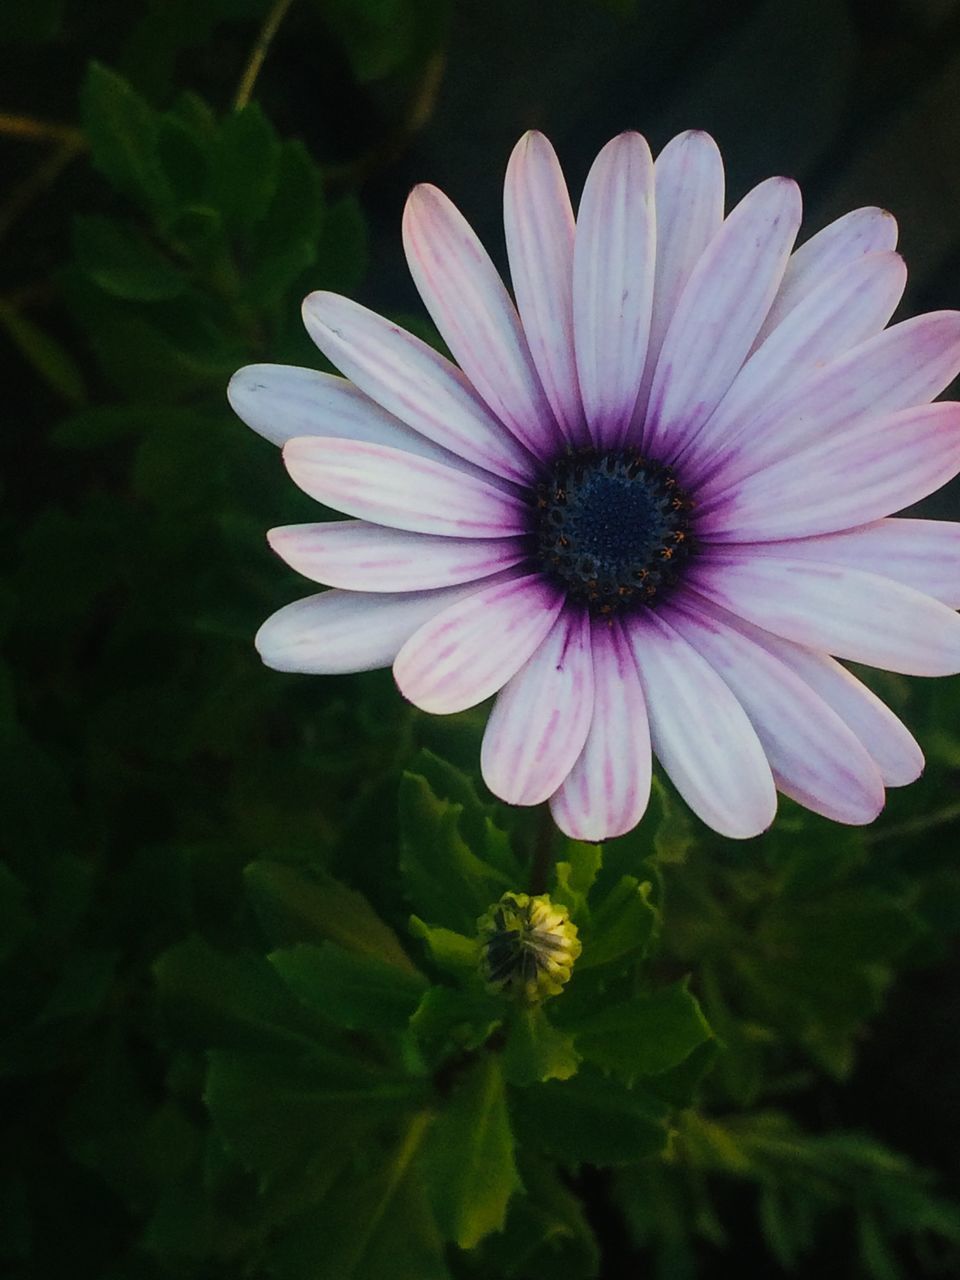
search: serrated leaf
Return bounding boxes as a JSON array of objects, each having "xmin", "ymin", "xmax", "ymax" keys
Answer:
[
  {"xmin": 552, "ymin": 841, "xmax": 602, "ymax": 922},
  {"xmin": 577, "ymin": 875, "xmax": 658, "ymax": 970},
  {"xmin": 513, "ymin": 1066, "xmax": 670, "ymax": 1167},
  {"xmin": 502, "ymin": 1004, "xmax": 580, "ymax": 1087},
  {"xmin": 245, "ymin": 860, "xmax": 416, "ymax": 972},
  {"xmin": 408, "ymin": 915, "xmax": 479, "ymax": 975},
  {"xmin": 74, "ymin": 215, "xmax": 185, "ymax": 301},
  {"xmin": 423, "ymin": 1056, "xmax": 520, "ymax": 1248},
  {"xmin": 573, "ymin": 978, "xmax": 713, "ymax": 1080},
  {"xmin": 408, "ymin": 749, "xmax": 520, "ymax": 879},
  {"xmin": 399, "ymin": 772, "xmax": 512, "ymax": 934},
  {"xmin": 269, "ymin": 942, "xmax": 428, "ymax": 1032}
]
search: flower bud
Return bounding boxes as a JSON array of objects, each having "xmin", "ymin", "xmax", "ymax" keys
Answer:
[{"xmin": 477, "ymin": 892, "xmax": 581, "ymax": 1002}]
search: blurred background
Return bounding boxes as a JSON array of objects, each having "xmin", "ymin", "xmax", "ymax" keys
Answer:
[{"xmin": 4, "ymin": 1, "xmax": 960, "ymax": 1277}]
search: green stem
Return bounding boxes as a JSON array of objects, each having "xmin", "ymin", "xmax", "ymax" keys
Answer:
[
  {"xmin": 528, "ymin": 805, "xmax": 555, "ymax": 895},
  {"xmin": 233, "ymin": 0, "xmax": 297, "ymax": 111}
]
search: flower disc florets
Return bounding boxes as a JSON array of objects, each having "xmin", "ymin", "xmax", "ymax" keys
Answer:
[
  {"xmin": 477, "ymin": 892, "xmax": 581, "ymax": 1002},
  {"xmin": 534, "ymin": 448, "xmax": 695, "ymax": 614}
]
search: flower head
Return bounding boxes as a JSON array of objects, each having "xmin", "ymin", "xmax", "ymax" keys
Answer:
[
  {"xmin": 229, "ymin": 130, "xmax": 960, "ymax": 842},
  {"xmin": 477, "ymin": 892, "xmax": 580, "ymax": 1001}
]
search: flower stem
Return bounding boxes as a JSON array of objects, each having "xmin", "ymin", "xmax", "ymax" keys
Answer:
[
  {"xmin": 233, "ymin": 0, "xmax": 297, "ymax": 111},
  {"xmin": 528, "ymin": 805, "xmax": 555, "ymax": 895}
]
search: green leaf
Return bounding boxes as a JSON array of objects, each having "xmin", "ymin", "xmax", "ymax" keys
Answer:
[
  {"xmin": 269, "ymin": 942, "xmax": 428, "ymax": 1032},
  {"xmin": 0, "ymin": 862, "xmax": 34, "ymax": 965},
  {"xmin": 408, "ymin": 915, "xmax": 479, "ymax": 976},
  {"xmin": 423, "ymin": 1056, "xmax": 521, "ymax": 1248},
  {"xmin": 74, "ymin": 215, "xmax": 186, "ymax": 301},
  {"xmin": 552, "ymin": 840, "xmax": 602, "ymax": 922},
  {"xmin": 573, "ymin": 978, "xmax": 713, "ymax": 1080},
  {"xmin": 272, "ymin": 1112, "xmax": 449, "ymax": 1280},
  {"xmin": 407, "ymin": 986, "xmax": 501, "ymax": 1069},
  {"xmin": 502, "ymin": 1005, "xmax": 580, "ymax": 1087},
  {"xmin": 209, "ymin": 104, "xmax": 279, "ymax": 238},
  {"xmin": 0, "ymin": 300, "xmax": 86, "ymax": 404},
  {"xmin": 399, "ymin": 771, "xmax": 512, "ymax": 934},
  {"xmin": 80, "ymin": 62, "xmax": 172, "ymax": 209},
  {"xmin": 245, "ymin": 860, "xmax": 417, "ymax": 972},
  {"xmin": 205, "ymin": 1049, "xmax": 421, "ymax": 1185},
  {"xmin": 577, "ymin": 875, "xmax": 658, "ymax": 970},
  {"xmin": 513, "ymin": 1066, "xmax": 670, "ymax": 1167},
  {"xmin": 409, "ymin": 749, "xmax": 520, "ymax": 879}
]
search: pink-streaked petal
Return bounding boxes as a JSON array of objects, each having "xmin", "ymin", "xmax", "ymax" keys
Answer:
[
  {"xmin": 573, "ymin": 132, "xmax": 656, "ymax": 448},
  {"xmin": 255, "ymin": 577, "xmax": 497, "ymax": 674},
  {"xmin": 752, "ymin": 519, "xmax": 960, "ymax": 608},
  {"xmin": 690, "ymin": 550, "xmax": 960, "ymax": 676},
  {"xmin": 644, "ymin": 176, "xmax": 802, "ymax": 460},
  {"xmin": 301, "ymin": 292, "xmax": 535, "ymax": 484},
  {"xmin": 504, "ymin": 131, "xmax": 589, "ymax": 447},
  {"xmin": 282, "ymin": 437, "xmax": 528, "ymax": 538},
  {"xmin": 667, "ymin": 597, "xmax": 884, "ymax": 824},
  {"xmin": 402, "ymin": 183, "xmax": 559, "ymax": 460},
  {"xmin": 754, "ymin": 206, "xmax": 898, "ymax": 347},
  {"xmin": 698, "ymin": 311, "xmax": 960, "ymax": 497},
  {"xmin": 393, "ymin": 573, "xmax": 563, "ymax": 714},
  {"xmin": 549, "ymin": 618, "xmax": 651, "ymax": 841},
  {"xmin": 679, "ymin": 251, "xmax": 906, "ymax": 480},
  {"xmin": 481, "ymin": 609, "xmax": 594, "ymax": 806},
  {"xmin": 625, "ymin": 611, "xmax": 777, "ymax": 839},
  {"xmin": 632, "ymin": 130, "xmax": 725, "ymax": 428},
  {"xmin": 267, "ymin": 522, "xmax": 527, "ymax": 592},
  {"xmin": 698, "ymin": 401, "xmax": 960, "ymax": 541},
  {"xmin": 702, "ymin": 604, "xmax": 923, "ymax": 788}
]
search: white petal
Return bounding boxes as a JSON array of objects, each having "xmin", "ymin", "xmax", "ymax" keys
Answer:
[
  {"xmin": 690, "ymin": 549, "xmax": 960, "ymax": 676},
  {"xmin": 573, "ymin": 132, "xmax": 656, "ymax": 448},
  {"xmin": 749, "ymin": 519, "xmax": 960, "ymax": 608},
  {"xmin": 698, "ymin": 310, "xmax": 960, "ymax": 497},
  {"xmin": 550, "ymin": 619, "xmax": 652, "ymax": 840},
  {"xmin": 644, "ymin": 176, "xmax": 801, "ymax": 459},
  {"xmin": 755, "ymin": 206, "xmax": 898, "ymax": 347},
  {"xmin": 268, "ymin": 522, "xmax": 527, "ymax": 591},
  {"xmin": 701, "ymin": 604, "xmax": 923, "ymax": 787},
  {"xmin": 679, "ymin": 251, "xmax": 906, "ymax": 480},
  {"xmin": 255, "ymin": 578, "xmax": 495, "ymax": 674},
  {"xmin": 282, "ymin": 437, "xmax": 528, "ymax": 538},
  {"xmin": 698, "ymin": 401, "xmax": 960, "ymax": 541},
  {"xmin": 393, "ymin": 573, "xmax": 563, "ymax": 714},
  {"xmin": 481, "ymin": 609, "xmax": 594, "ymax": 805},
  {"xmin": 667, "ymin": 598, "xmax": 884, "ymax": 824},
  {"xmin": 301, "ymin": 291, "xmax": 535, "ymax": 484},
  {"xmin": 632, "ymin": 130, "xmax": 725, "ymax": 427},
  {"xmin": 503, "ymin": 131, "xmax": 589, "ymax": 447},
  {"xmin": 626, "ymin": 611, "xmax": 777, "ymax": 839}
]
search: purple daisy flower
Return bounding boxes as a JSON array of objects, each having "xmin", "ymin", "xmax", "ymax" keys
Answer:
[{"xmin": 229, "ymin": 130, "xmax": 960, "ymax": 842}]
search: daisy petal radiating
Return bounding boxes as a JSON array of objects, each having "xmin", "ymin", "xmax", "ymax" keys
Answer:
[
  {"xmin": 754, "ymin": 206, "xmax": 898, "ymax": 346},
  {"xmin": 550, "ymin": 619, "xmax": 652, "ymax": 841},
  {"xmin": 644, "ymin": 175, "xmax": 802, "ymax": 460},
  {"xmin": 699, "ymin": 401, "xmax": 960, "ymax": 541},
  {"xmin": 679, "ymin": 251, "xmax": 906, "ymax": 479},
  {"xmin": 690, "ymin": 550, "xmax": 960, "ymax": 676},
  {"xmin": 403, "ymin": 183, "xmax": 558, "ymax": 460},
  {"xmin": 708, "ymin": 607, "xmax": 924, "ymax": 787},
  {"xmin": 504, "ymin": 131, "xmax": 589, "ymax": 447},
  {"xmin": 754, "ymin": 519, "xmax": 960, "ymax": 608},
  {"xmin": 256, "ymin": 577, "xmax": 498, "ymax": 674},
  {"xmin": 268, "ymin": 522, "xmax": 527, "ymax": 592},
  {"xmin": 627, "ymin": 611, "xmax": 777, "ymax": 839},
  {"xmin": 283, "ymin": 437, "xmax": 528, "ymax": 538},
  {"xmin": 394, "ymin": 574, "xmax": 564, "ymax": 714},
  {"xmin": 632, "ymin": 129, "xmax": 725, "ymax": 426},
  {"xmin": 301, "ymin": 292, "xmax": 534, "ymax": 484},
  {"xmin": 667, "ymin": 597, "xmax": 884, "ymax": 823},
  {"xmin": 700, "ymin": 310, "xmax": 960, "ymax": 495},
  {"xmin": 573, "ymin": 132, "xmax": 656, "ymax": 448},
  {"xmin": 481, "ymin": 609, "xmax": 594, "ymax": 806}
]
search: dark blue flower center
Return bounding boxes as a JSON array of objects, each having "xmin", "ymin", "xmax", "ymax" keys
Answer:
[{"xmin": 533, "ymin": 448, "xmax": 695, "ymax": 614}]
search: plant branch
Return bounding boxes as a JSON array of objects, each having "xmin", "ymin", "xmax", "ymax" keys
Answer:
[
  {"xmin": 528, "ymin": 805, "xmax": 556, "ymax": 895},
  {"xmin": 233, "ymin": 0, "xmax": 297, "ymax": 111}
]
